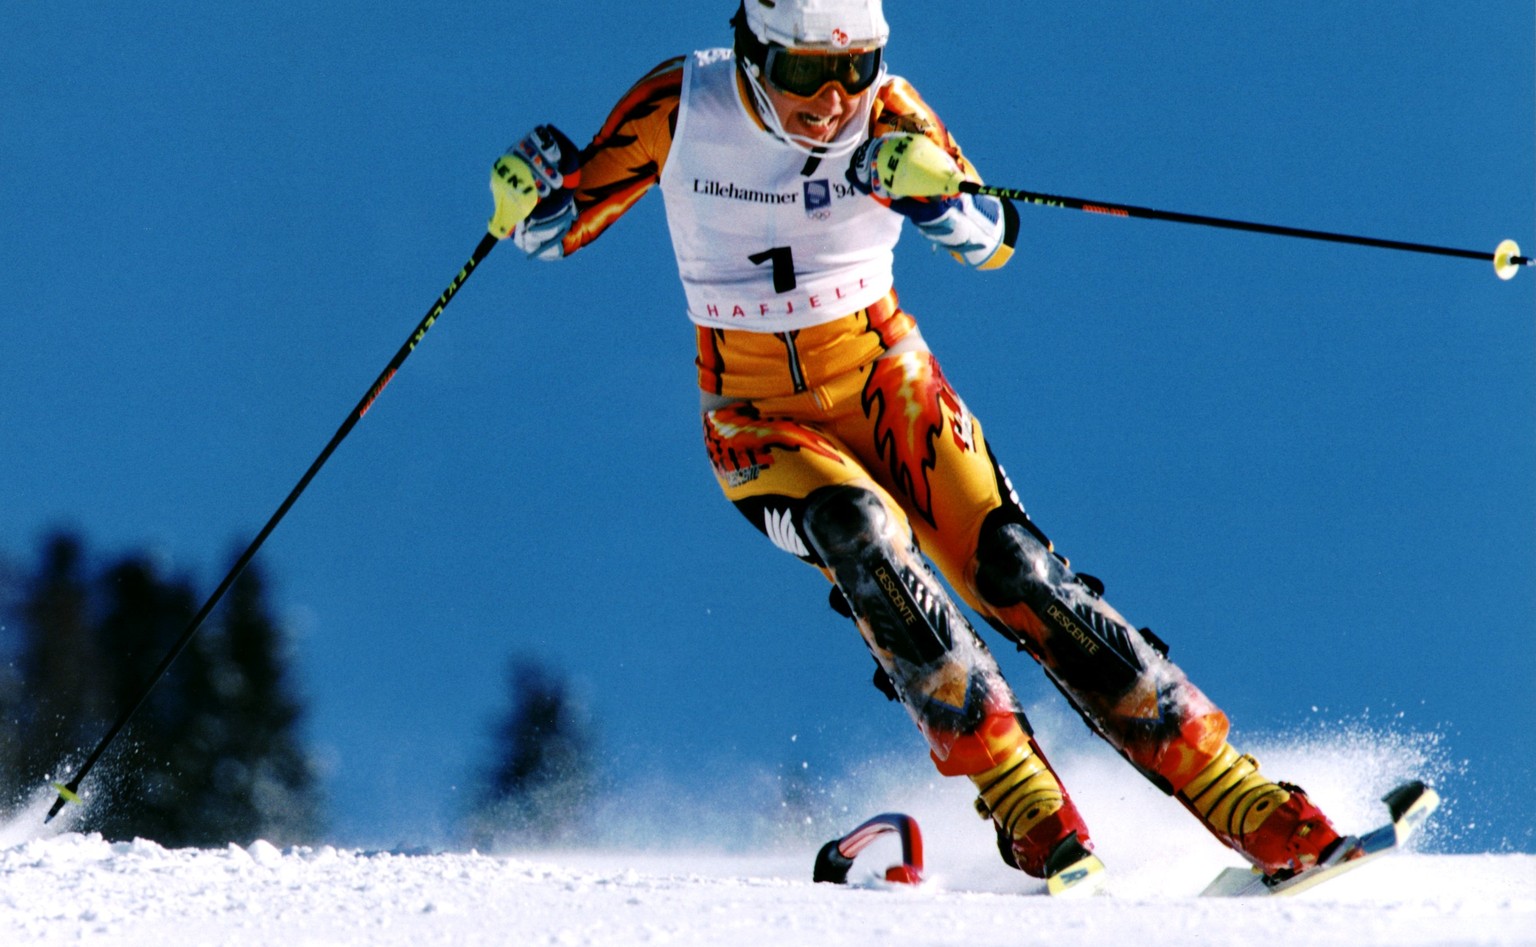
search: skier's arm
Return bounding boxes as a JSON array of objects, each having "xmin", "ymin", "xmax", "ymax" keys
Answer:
[
  {"xmin": 502, "ymin": 57, "xmax": 684, "ymax": 260},
  {"xmin": 850, "ymin": 78, "xmax": 1018, "ymax": 271}
]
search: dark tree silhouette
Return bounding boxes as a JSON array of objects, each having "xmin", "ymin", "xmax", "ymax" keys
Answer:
[
  {"xmin": 463, "ymin": 657, "xmax": 599, "ymax": 850},
  {"xmin": 1, "ymin": 533, "xmax": 322, "ymax": 845},
  {"xmin": 5, "ymin": 533, "xmax": 113, "ymax": 797}
]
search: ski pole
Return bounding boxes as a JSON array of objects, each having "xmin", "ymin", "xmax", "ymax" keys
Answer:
[
  {"xmin": 45, "ymin": 230, "xmax": 500, "ymax": 823},
  {"xmin": 958, "ymin": 181, "xmax": 1531, "ymax": 281}
]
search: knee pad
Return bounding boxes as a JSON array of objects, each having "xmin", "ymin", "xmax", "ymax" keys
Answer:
[
  {"xmin": 802, "ymin": 484, "xmax": 899, "ymax": 564},
  {"xmin": 973, "ymin": 513, "xmax": 1072, "ymax": 611},
  {"xmin": 973, "ymin": 514, "xmax": 1146, "ymax": 697},
  {"xmin": 803, "ymin": 485, "xmax": 954, "ymax": 667}
]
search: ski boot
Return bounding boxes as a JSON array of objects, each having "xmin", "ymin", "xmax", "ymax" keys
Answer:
[
  {"xmin": 967, "ymin": 735, "xmax": 1102, "ymax": 891},
  {"xmin": 1178, "ymin": 742, "xmax": 1343, "ymax": 877}
]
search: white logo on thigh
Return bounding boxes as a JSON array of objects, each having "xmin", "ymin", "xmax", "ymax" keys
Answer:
[{"xmin": 764, "ymin": 508, "xmax": 810, "ymax": 557}]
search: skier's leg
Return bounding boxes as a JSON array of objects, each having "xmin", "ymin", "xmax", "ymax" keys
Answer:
[
  {"xmin": 967, "ymin": 510, "xmax": 1341, "ymax": 874},
  {"xmin": 800, "ymin": 482, "xmax": 1093, "ymax": 877},
  {"xmin": 703, "ymin": 402, "xmax": 1091, "ymax": 878},
  {"xmin": 850, "ymin": 351, "xmax": 1341, "ymax": 876}
]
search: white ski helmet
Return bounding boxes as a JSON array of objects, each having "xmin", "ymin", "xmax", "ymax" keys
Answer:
[{"xmin": 741, "ymin": 0, "xmax": 889, "ymax": 52}]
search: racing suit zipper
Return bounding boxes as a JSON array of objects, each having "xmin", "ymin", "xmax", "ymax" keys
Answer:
[{"xmin": 778, "ymin": 331, "xmax": 808, "ymax": 394}]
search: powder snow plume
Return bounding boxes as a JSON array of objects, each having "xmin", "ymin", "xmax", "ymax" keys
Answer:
[
  {"xmin": 706, "ymin": 700, "xmax": 1465, "ymax": 897},
  {"xmin": 0, "ymin": 761, "xmax": 97, "ymax": 850}
]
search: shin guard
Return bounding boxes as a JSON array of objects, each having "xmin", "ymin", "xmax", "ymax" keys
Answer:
[{"xmin": 973, "ymin": 517, "xmax": 1229, "ymax": 794}]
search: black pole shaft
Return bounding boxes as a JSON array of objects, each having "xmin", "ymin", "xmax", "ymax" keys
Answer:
[
  {"xmin": 960, "ymin": 181, "xmax": 1533, "ymax": 268},
  {"xmin": 45, "ymin": 232, "xmax": 500, "ymax": 823}
]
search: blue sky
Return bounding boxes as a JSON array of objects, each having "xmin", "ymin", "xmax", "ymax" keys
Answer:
[{"xmin": 4, "ymin": 2, "xmax": 1533, "ymax": 854}]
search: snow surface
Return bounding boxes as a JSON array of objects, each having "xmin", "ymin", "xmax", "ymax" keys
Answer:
[
  {"xmin": 5, "ymin": 716, "xmax": 1532, "ymax": 945},
  {"xmin": 2, "ymin": 831, "xmax": 1531, "ymax": 946}
]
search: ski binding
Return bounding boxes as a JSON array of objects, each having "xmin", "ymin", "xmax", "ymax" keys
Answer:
[{"xmin": 1201, "ymin": 780, "xmax": 1439, "ymax": 898}]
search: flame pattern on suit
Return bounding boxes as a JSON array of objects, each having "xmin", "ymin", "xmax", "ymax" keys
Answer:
[
  {"xmin": 703, "ymin": 404, "xmax": 849, "ymax": 489},
  {"xmin": 860, "ymin": 352, "xmax": 973, "ymax": 530},
  {"xmin": 560, "ymin": 57, "xmax": 684, "ymax": 256}
]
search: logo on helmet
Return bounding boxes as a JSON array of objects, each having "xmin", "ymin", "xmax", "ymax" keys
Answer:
[{"xmin": 831, "ymin": 28, "xmax": 850, "ymax": 47}]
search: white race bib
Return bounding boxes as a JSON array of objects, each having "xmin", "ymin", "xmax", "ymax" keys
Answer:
[{"xmin": 659, "ymin": 49, "xmax": 903, "ymax": 332}]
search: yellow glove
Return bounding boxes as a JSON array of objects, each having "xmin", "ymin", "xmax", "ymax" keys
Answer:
[
  {"xmin": 488, "ymin": 152, "xmax": 540, "ymax": 239},
  {"xmin": 488, "ymin": 124, "xmax": 580, "ymax": 241},
  {"xmin": 851, "ymin": 133, "xmax": 965, "ymax": 199}
]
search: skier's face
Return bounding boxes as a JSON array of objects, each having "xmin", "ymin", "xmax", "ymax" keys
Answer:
[{"xmin": 762, "ymin": 77, "xmax": 864, "ymax": 144}]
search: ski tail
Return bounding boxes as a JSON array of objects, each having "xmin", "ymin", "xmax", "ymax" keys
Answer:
[{"xmin": 813, "ymin": 813, "xmax": 924, "ymax": 886}]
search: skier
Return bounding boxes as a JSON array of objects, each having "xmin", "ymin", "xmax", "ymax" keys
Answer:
[{"xmin": 489, "ymin": 0, "xmax": 1344, "ymax": 885}]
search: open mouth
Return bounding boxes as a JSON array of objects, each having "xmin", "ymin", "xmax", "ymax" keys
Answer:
[{"xmin": 797, "ymin": 111, "xmax": 840, "ymax": 133}]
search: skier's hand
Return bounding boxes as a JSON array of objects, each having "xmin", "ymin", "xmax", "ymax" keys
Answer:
[
  {"xmin": 847, "ymin": 133, "xmax": 964, "ymax": 200},
  {"xmin": 489, "ymin": 125, "xmax": 581, "ymax": 253}
]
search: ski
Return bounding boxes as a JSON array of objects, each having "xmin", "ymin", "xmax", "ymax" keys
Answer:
[
  {"xmin": 1201, "ymin": 780, "xmax": 1439, "ymax": 898},
  {"xmin": 812, "ymin": 813, "xmax": 1106, "ymax": 896}
]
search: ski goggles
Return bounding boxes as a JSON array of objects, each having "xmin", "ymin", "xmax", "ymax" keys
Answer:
[{"xmin": 763, "ymin": 45, "xmax": 883, "ymax": 99}]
